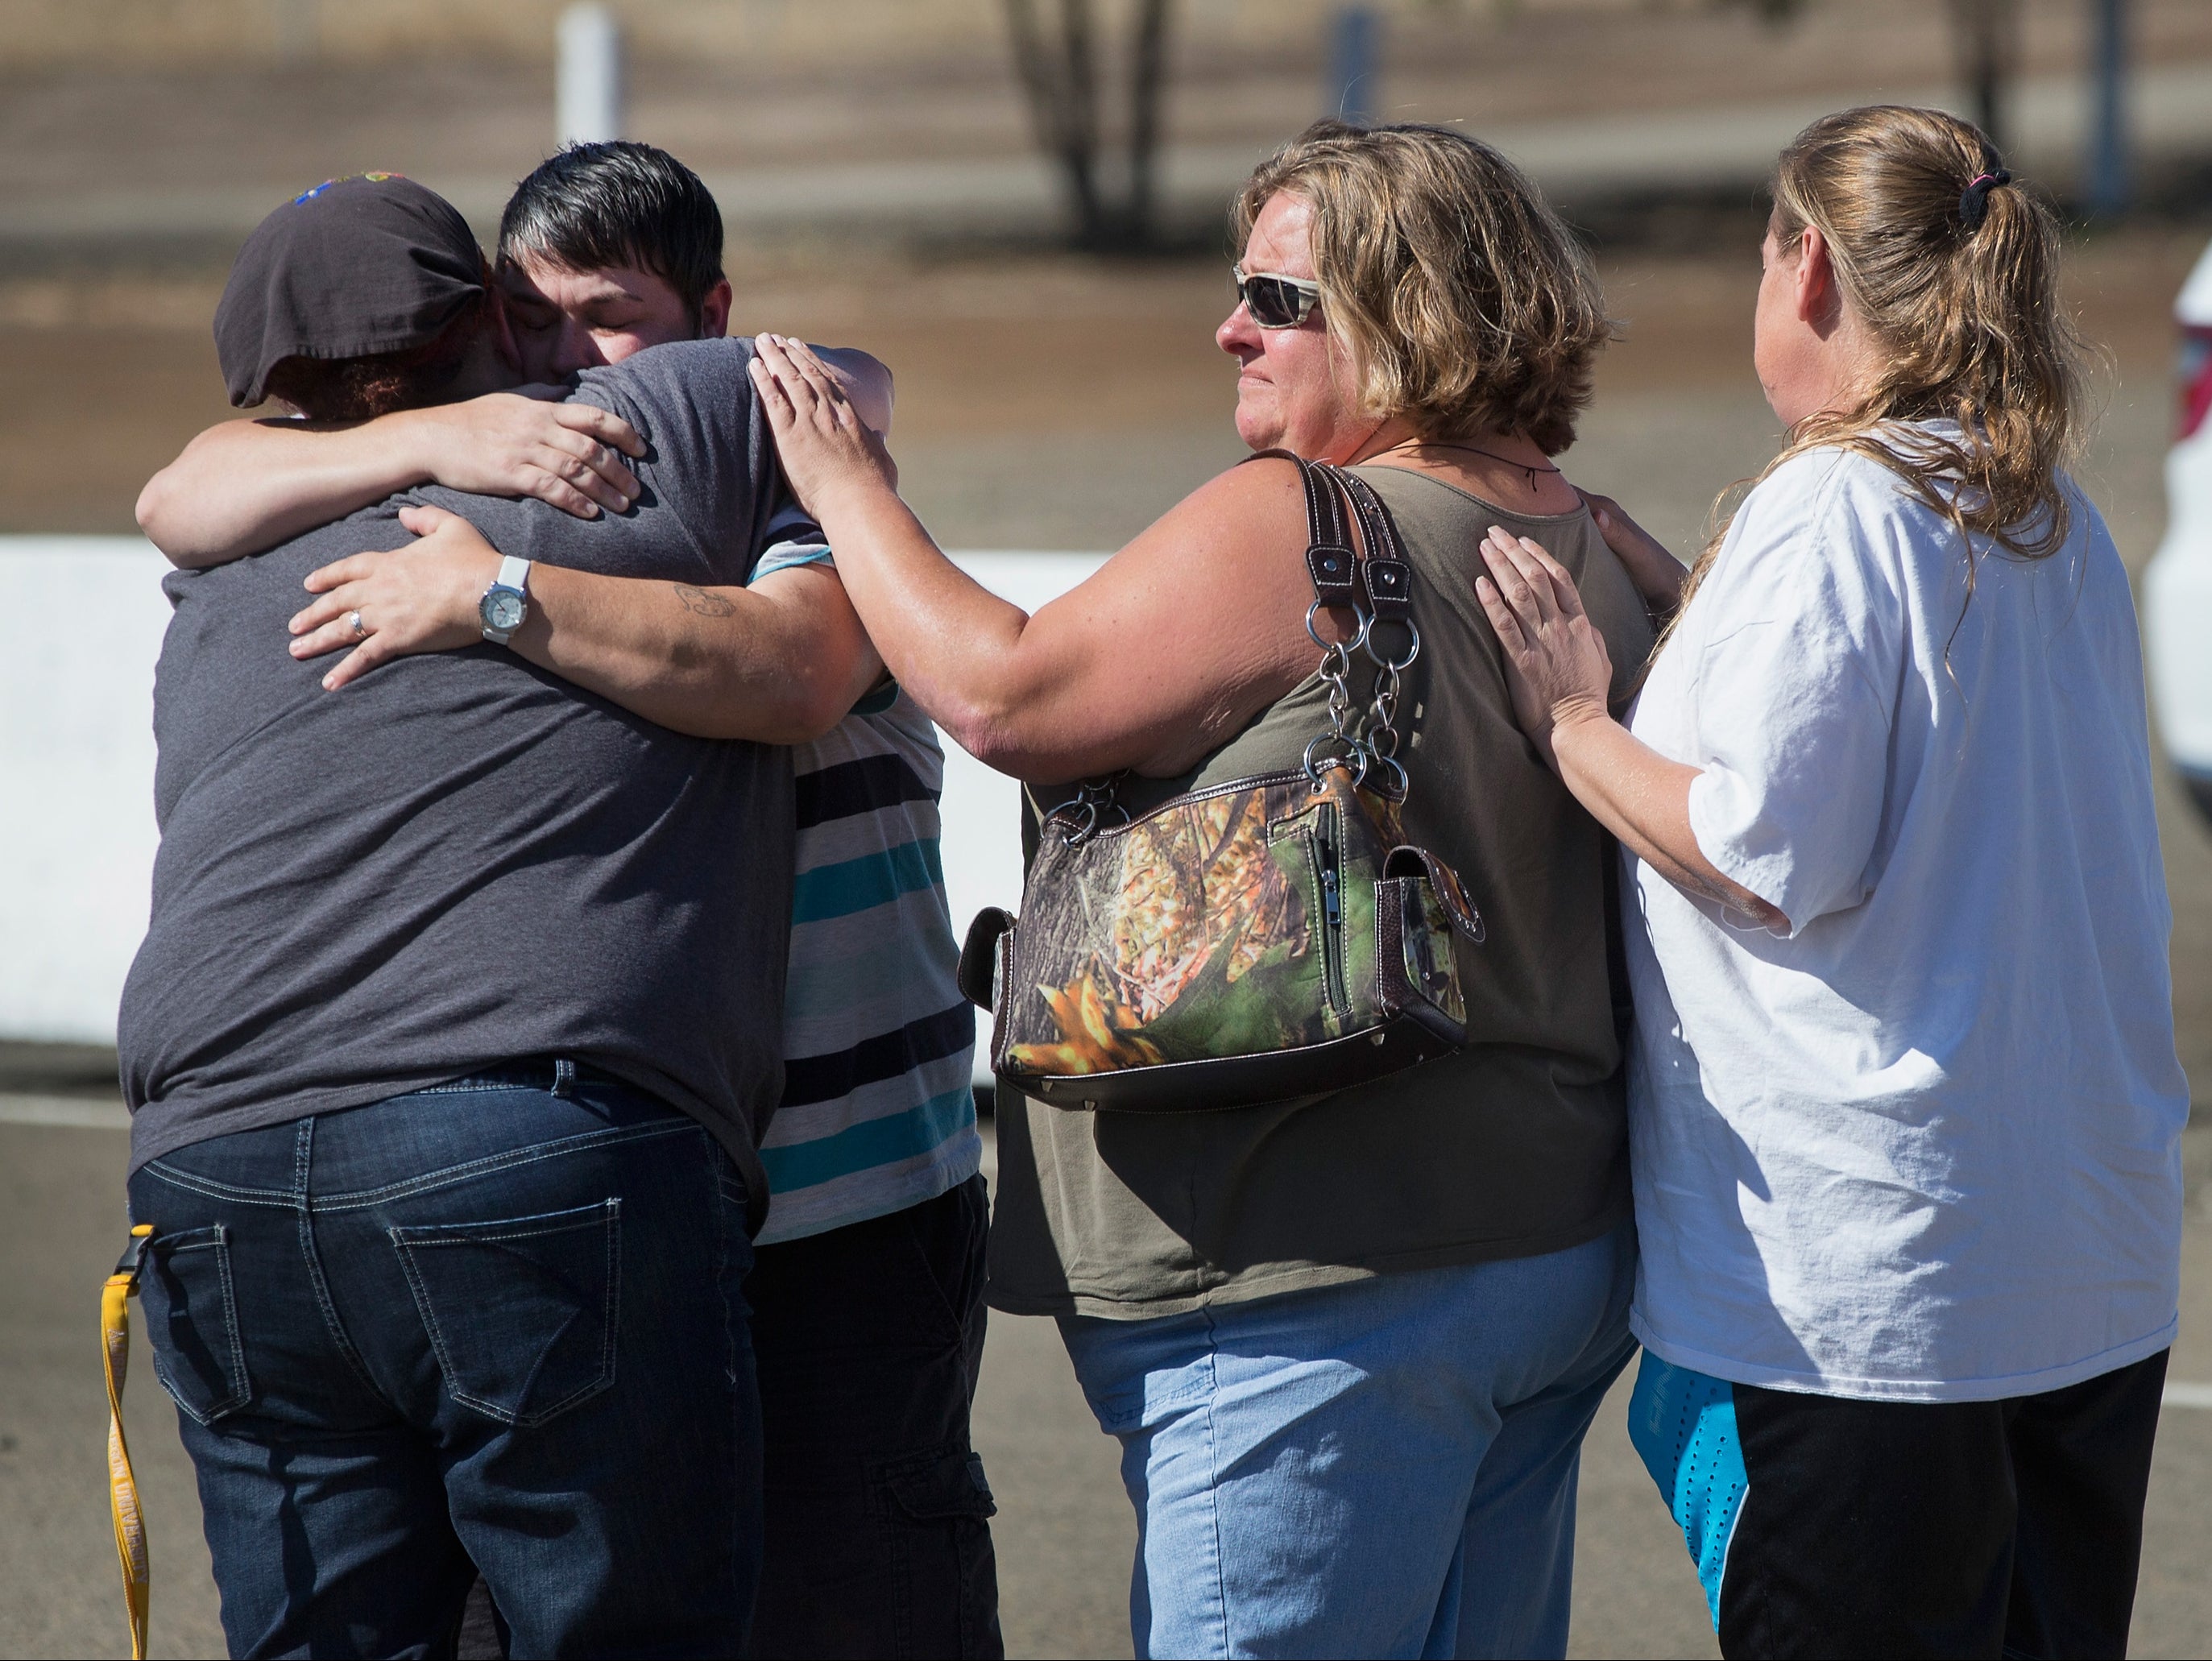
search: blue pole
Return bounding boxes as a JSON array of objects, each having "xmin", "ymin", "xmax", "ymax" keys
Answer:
[
  {"xmin": 2086, "ymin": 0, "xmax": 2130, "ymax": 217},
  {"xmin": 1328, "ymin": 6, "xmax": 1379, "ymax": 124}
]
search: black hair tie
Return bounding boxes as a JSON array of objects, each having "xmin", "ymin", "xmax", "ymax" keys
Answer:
[{"xmin": 1958, "ymin": 168, "xmax": 2011, "ymax": 234}]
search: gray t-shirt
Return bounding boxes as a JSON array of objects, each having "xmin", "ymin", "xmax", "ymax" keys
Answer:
[{"xmin": 119, "ymin": 338, "xmax": 802, "ymax": 1228}]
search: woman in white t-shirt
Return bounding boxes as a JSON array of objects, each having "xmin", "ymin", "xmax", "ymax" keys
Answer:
[{"xmin": 1473, "ymin": 105, "xmax": 2189, "ymax": 1659}]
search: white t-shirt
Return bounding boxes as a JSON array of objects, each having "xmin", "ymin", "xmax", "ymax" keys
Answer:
[{"xmin": 1624, "ymin": 431, "xmax": 2188, "ymax": 1402}]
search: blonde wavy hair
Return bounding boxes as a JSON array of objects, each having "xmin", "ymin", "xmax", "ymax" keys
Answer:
[
  {"xmin": 1232, "ymin": 120, "xmax": 1612, "ymax": 456},
  {"xmin": 1664, "ymin": 105, "xmax": 2091, "ymax": 649}
]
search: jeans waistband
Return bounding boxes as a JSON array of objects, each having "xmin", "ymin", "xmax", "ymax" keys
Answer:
[{"xmin": 420, "ymin": 1058, "xmax": 634, "ymax": 1100}]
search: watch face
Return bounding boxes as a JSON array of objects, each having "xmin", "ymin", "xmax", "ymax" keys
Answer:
[{"xmin": 483, "ymin": 589, "xmax": 525, "ymax": 632}]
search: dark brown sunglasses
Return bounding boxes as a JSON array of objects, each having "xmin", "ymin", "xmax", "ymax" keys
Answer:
[{"xmin": 1233, "ymin": 265, "xmax": 1323, "ymax": 329}]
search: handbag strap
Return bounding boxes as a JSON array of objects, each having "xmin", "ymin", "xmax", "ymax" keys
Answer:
[
  {"xmin": 1246, "ymin": 448, "xmax": 1379, "ymax": 612},
  {"xmin": 1328, "ymin": 466, "xmax": 1413, "ymax": 620},
  {"xmin": 1289, "ymin": 451, "xmax": 1361, "ymax": 607},
  {"xmin": 1246, "ymin": 452, "xmax": 1422, "ymax": 798},
  {"xmin": 1043, "ymin": 454, "xmax": 1421, "ymax": 844},
  {"xmin": 1323, "ymin": 465, "xmax": 1422, "ymax": 797}
]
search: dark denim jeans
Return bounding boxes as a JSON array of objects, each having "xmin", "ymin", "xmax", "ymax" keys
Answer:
[{"xmin": 125, "ymin": 1065, "xmax": 761, "ymax": 1659}]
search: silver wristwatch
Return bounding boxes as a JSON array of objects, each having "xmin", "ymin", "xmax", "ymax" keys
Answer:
[{"xmin": 478, "ymin": 555, "xmax": 532, "ymax": 644}]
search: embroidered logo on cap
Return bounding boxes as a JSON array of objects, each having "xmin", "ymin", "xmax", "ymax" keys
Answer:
[{"xmin": 292, "ymin": 172, "xmax": 406, "ymax": 205}]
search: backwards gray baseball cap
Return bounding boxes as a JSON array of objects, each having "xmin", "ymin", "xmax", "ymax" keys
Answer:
[{"xmin": 214, "ymin": 173, "xmax": 487, "ymax": 408}]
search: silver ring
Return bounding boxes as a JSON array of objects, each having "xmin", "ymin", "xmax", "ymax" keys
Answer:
[
  {"xmin": 1365, "ymin": 752, "xmax": 1410, "ymax": 800},
  {"xmin": 348, "ymin": 610, "xmax": 367, "ymax": 640},
  {"xmin": 1303, "ymin": 734, "xmax": 1369, "ymax": 788},
  {"xmin": 1305, "ymin": 599, "xmax": 1372, "ymax": 656}
]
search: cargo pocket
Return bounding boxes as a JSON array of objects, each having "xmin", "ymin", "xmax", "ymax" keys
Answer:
[
  {"xmin": 876, "ymin": 1447, "xmax": 1002, "ymax": 1659},
  {"xmin": 143, "ymin": 1224, "xmax": 250, "ymax": 1424},
  {"xmin": 390, "ymin": 1199, "xmax": 620, "ymax": 1427}
]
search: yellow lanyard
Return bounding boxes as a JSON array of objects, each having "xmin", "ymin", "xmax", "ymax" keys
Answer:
[{"xmin": 102, "ymin": 1224, "xmax": 155, "ymax": 1661}]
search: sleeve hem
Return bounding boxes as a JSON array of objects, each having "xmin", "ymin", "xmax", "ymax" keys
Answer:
[
  {"xmin": 752, "ymin": 543, "xmax": 835, "ymax": 582},
  {"xmin": 1685, "ymin": 770, "xmax": 1805, "ymax": 940}
]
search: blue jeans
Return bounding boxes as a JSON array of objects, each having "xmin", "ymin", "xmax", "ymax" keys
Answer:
[
  {"xmin": 125, "ymin": 1065, "xmax": 761, "ymax": 1659},
  {"xmin": 1058, "ymin": 1224, "xmax": 1637, "ymax": 1660}
]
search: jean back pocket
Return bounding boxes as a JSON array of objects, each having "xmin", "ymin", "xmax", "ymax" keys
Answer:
[
  {"xmin": 390, "ymin": 1199, "xmax": 620, "ymax": 1427},
  {"xmin": 143, "ymin": 1224, "xmax": 251, "ymax": 1424}
]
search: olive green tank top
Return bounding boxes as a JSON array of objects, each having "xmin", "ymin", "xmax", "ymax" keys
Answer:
[{"xmin": 985, "ymin": 465, "xmax": 1658, "ymax": 1318}]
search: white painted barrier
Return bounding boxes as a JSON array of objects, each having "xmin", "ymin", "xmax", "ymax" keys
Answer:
[
  {"xmin": 0, "ymin": 537, "xmax": 1105, "ymax": 1047},
  {"xmin": 0, "ymin": 538, "xmax": 169, "ymax": 1043}
]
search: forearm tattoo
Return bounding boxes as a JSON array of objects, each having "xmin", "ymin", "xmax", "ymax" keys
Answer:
[{"xmin": 673, "ymin": 584, "xmax": 736, "ymax": 617}]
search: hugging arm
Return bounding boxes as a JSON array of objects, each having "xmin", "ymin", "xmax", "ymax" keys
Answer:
[
  {"xmin": 746, "ymin": 336, "xmax": 1323, "ymax": 784},
  {"xmin": 135, "ymin": 392, "xmax": 649, "ymax": 568},
  {"xmin": 292, "ymin": 506, "xmax": 880, "ymax": 744},
  {"xmin": 136, "ymin": 346, "xmax": 891, "ymax": 570},
  {"xmin": 1576, "ymin": 488, "xmax": 1689, "ymax": 623},
  {"xmin": 806, "ymin": 346, "xmax": 895, "ymax": 438}
]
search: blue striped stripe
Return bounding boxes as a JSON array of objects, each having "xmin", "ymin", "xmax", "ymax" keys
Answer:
[
  {"xmin": 758, "ymin": 1085, "xmax": 976, "ymax": 1193},
  {"xmin": 791, "ymin": 838, "xmax": 945, "ymax": 924}
]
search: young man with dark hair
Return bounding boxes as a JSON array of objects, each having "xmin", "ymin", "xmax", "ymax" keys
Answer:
[
  {"xmin": 139, "ymin": 144, "xmax": 1000, "ymax": 1659},
  {"xmin": 498, "ymin": 139, "xmax": 731, "ymax": 344}
]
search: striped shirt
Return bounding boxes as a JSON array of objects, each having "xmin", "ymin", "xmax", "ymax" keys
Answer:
[{"xmin": 749, "ymin": 542, "xmax": 980, "ymax": 1244}]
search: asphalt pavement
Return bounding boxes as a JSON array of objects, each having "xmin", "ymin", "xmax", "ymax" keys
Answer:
[{"xmin": 2, "ymin": 1108, "xmax": 2208, "ymax": 1659}]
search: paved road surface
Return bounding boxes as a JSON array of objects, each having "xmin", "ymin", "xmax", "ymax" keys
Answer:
[{"xmin": 2, "ymin": 1109, "xmax": 2207, "ymax": 1659}]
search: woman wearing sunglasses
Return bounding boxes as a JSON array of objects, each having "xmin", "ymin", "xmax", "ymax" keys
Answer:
[{"xmin": 750, "ymin": 121, "xmax": 1678, "ymax": 1659}]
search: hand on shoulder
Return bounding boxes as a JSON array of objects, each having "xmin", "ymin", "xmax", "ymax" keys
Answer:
[{"xmin": 406, "ymin": 390, "xmax": 645, "ymax": 519}]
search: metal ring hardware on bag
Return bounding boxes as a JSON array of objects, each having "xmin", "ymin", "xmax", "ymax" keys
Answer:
[
  {"xmin": 1307, "ymin": 596, "xmax": 1373, "ymax": 789},
  {"xmin": 1045, "ymin": 775, "xmax": 1130, "ymax": 849},
  {"xmin": 1303, "ymin": 731, "xmax": 1369, "ymax": 787},
  {"xmin": 1303, "ymin": 599, "xmax": 1372, "ymax": 657},
  {"xmin": 1360, "ymin": 619, "xmax": 1419, "ymax": 798},
  {"xmin": 1331, "ymin": 466, "xmax": 1422, "ymax": 802}
]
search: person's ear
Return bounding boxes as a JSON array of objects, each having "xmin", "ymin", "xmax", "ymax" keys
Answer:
[
  {"xmin": 698, "ymin": 278, "xmax": 733, "ymax": 342},
  {"xmin": 1795, "ymin": 226, "xmax": 1842, "ymax": 335}
]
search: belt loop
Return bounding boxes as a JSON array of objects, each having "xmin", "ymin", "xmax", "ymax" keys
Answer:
[{"xmin": 552, "ymin": 1058, "xmax": 576, "ymax": 1099}]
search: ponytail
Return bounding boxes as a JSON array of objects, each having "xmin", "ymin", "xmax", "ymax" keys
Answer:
[{"xmin": 1657, "ymin": 105, "xmax": 2090, "ymax": 658}]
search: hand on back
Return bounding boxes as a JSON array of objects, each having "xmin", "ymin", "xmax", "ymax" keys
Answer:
[
  {"xmin": 408, "ymin": 389, "xmax": 646, "ymax": 520},
  {"xmin": 287, "ymin": 506, "xmax": 496, "ymax": 689},
  {"xmin": 1474, "ymin": 527, "xmax": 1618, "ymax": 771}
]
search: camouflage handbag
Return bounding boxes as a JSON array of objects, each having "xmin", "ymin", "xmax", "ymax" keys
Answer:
[{"xmin": 957, "ymin": 456, "xmax": 1487, "ymax": 1114}]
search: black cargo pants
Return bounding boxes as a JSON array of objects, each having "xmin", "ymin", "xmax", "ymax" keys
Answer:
[{"xmin": 744, "ymin": 1173, "xmax": 1001, "ymax": 1659}]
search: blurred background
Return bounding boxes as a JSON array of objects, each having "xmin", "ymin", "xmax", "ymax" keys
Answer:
[{"xmin": 2, "ymin": 1, "xmax": 2210, "ymax": 1655}]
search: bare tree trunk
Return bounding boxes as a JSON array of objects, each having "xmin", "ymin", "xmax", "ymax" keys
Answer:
[
  {"xmin": 1005, "ymin": 0, "xmax": 1175, "ymax": 249},
  {"xmin": 1006, "ymin": 0, "xmax": 1100, "ymax": 242},
  {"xmin": 1947, "ymin": 0, "xmax": 2021, "ymax": 150},
  {"xmin": 1124, "ymin": 0, "xmax": 1171, "ymax": 242}
]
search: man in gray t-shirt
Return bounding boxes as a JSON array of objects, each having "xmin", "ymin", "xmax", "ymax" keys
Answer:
[
  {"xmin": 121, "ymin": 332, "xmax": 802, "ymax": 1219},
  {"xmin": 114, "ymin": 175, "xmax": 849, "ymax": 1655}
]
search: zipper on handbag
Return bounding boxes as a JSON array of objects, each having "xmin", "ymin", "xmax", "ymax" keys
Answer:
[{"xmin": 1315, "ymin": 806, "xmax": 1350, "ymax": 1015}]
